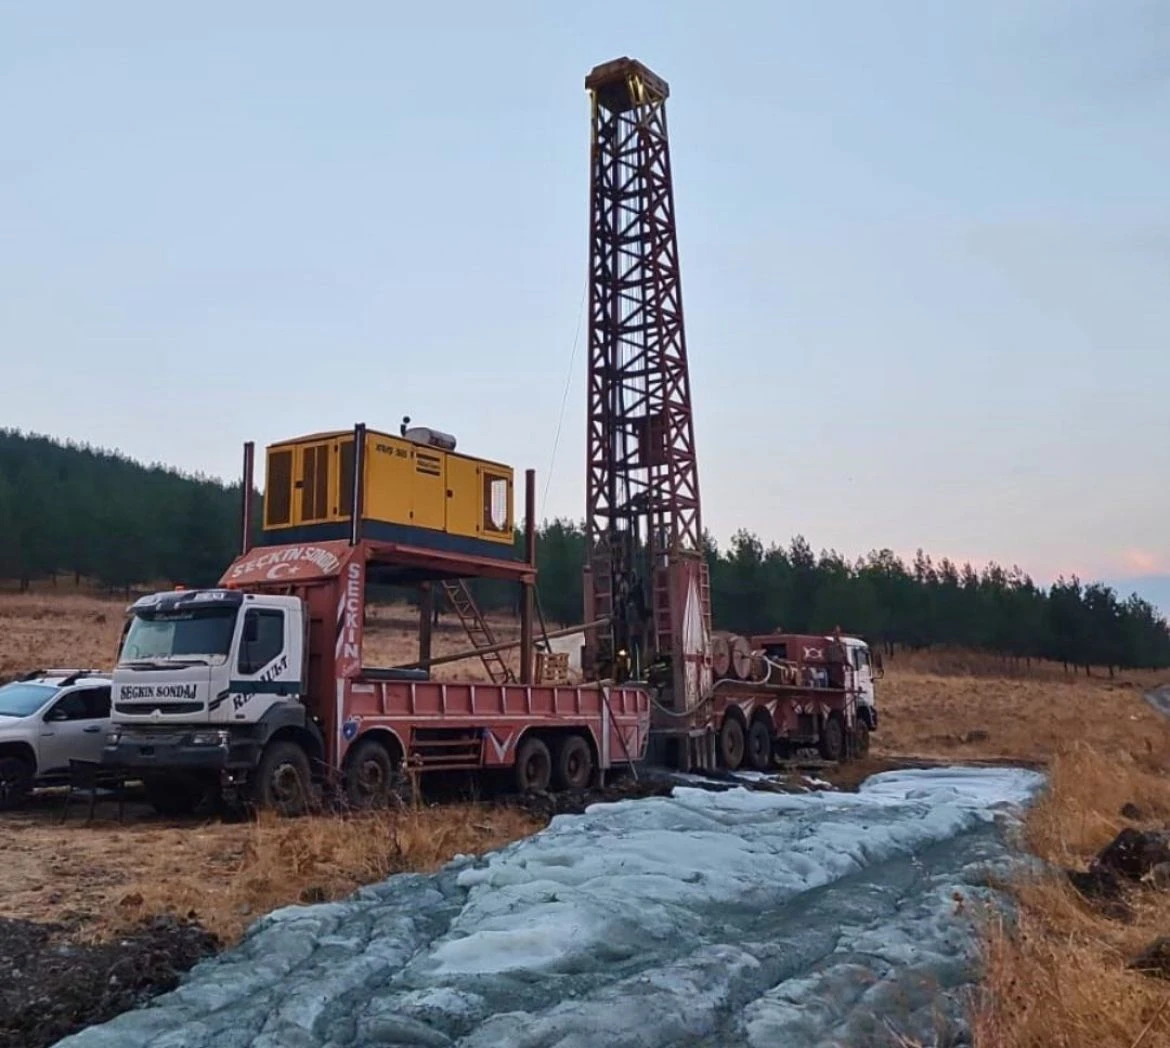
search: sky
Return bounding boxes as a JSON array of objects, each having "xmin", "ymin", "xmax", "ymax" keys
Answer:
[{"xmin": 2, "ymin": 1, "xmax": 1168, "ymax": 606}]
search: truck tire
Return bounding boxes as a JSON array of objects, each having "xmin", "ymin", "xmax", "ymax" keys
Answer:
[
  {"xmin": 852, "ymin": 720, "xmax": 871, "ymax": 758},
  {"xmin": 553, "ymin": 735, "xmax": 593, "ymax": 791},
  {"xmin": 144, "ymin": 774, "xmax": 205, "ymax": 817},
  {"xmin": 256, "ymin": 740, "xmax": 313, "ymax": 816},
  {"xmin": 514, "ymin": 736, "xmax": 552, "ymax": 793},
  {"xmin": 819, "ymin": 713, "xmax": 845, "ymax": 762},
  {"xmin": 746, "ymin": 718, "xmax": 772, "ymax": 771},
  {"xmin": 0, "ymin": 755, "xmax": 33, "ymax": 810},
  {"xmin": 344, "ymin": 738, "xmax": 396, "ymax": 810},
  {"xmin": 718, "ymin": 716, "xmax": 746, "ymax": 770}
]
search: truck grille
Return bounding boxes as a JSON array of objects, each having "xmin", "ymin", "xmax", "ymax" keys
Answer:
[{"xmin": 115, "ymin": 701, "xmax": 204, "ymax": 716}]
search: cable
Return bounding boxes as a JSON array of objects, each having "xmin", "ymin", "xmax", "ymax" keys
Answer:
[
  {"xmin": 649, "ymin": 676, "xmax": 745, "ymax": 718},
  {"xmin": 645, "ymin": 654, "xmax": 802, "ymax": 719},
  {"xmin": 541, "ymin": 278, "xmax": 588, "ymax": 521}
]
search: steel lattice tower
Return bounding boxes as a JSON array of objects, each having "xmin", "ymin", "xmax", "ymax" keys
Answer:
[{"xmin": 583, "ymin": 57, "xmax": 703, "ymax": 681}]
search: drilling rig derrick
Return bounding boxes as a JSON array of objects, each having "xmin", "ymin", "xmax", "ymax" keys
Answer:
[{"xmin": 581, "ymin": 58, "xmax": 712, "ymax": 754}]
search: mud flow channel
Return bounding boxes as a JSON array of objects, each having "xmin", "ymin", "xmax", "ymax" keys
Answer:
[{"xmin": 56, "ymin": 766, "xmax": 1043, "ymax": 1048}]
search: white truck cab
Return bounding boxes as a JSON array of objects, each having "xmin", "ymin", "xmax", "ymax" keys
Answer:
[
  {"xmin": 838, "ymin": 635, "xmax": 881, "ymax": 732},
  {"xmin": 106, "ymin": 587, "xmax": 316, "ymax": 814},
  {"xmin": 114, "ymin": 589, "xmax": 305, "ymax": 725}
]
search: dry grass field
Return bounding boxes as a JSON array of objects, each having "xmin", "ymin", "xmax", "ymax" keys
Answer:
[
  {"xmin": 0, "ymin": 589, "xmax": 523, "ymax": 682},
  {"xmin": 970, "ymin": 745, "xmax": 1170, "ymax": 1048},
  {"xmin": 1, "ymin": 800, "xmax": 539, "ymax": 944},
  {"xmin": 876, "ymin": 649, "xmax": 1170, "ymax": 1048},
  {"xmin": 3, "ymin": 589, "xmax": 1170, "ymax": 1044},
  {"xmin": 875, "ymin": 646, "xmax": 1167, "ymax": 765},
  {"xmin": 0, "ymin": 590, "xmax": 538, "ymax": 946},
  {"xmin": 0, "ymin": 592, "xmax": 124, "ymax": 680}
]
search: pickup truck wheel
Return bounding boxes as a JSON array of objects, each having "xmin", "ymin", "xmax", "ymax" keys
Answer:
[
  {"xmin": 344, "ymin": 739, "xmax": 396, "ymax": 810},
  {"xmin": 144, "ymin": 775, "xmax": 205, "ymax": 817},
  {"xmin": 0, "ymin": 756, "xmax": 33, "ymax": 810},
  {"xmin": 514, "ymin": 736, "xmax": 552, "ymax": 793},
  {"xmin": 553, "ymin": 735, "xmax": 593, "ymax": 791},
  {"xmin": 719, "ymin": 716, "xmax": 746, "ymax": 770},
  {"xmin": 746, "ymin": 718, "xmax": 773, "ymax": 771},
  {"xmin": 256, "ymin": 741, "xmax": 312, "ymax": 817},
  {"xmin": 819, "ymin": 713, "xmax": 846, "ymax": 762}
]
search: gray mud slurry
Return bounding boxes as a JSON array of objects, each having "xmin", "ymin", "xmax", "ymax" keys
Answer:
[
  {"xmin": 56, "ymin": 767, "xmax": 1043, "ymax": 1048},
  {"xmin": 1146, "ymin": 685, "xmax": 1170, "ymax": 719}
]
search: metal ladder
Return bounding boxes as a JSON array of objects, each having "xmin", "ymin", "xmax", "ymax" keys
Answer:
[
  {"xmin": 440, "ymin": 579, "xmax": 515, "ymax": 685},
  {"xmin": 699, "ymin": 558, "xmax": 712, "ymax": 638}
]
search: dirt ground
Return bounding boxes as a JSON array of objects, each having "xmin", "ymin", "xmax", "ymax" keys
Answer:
[
  {"xmin": 3, "ymin": 590, "xmax": 1169, "ymax": 1046},
  {"xmin": 0, "ymin": 914, "xmax": 216, "ymax": 1048}
]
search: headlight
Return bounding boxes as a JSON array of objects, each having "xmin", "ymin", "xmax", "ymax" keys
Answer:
[{"xmin": 190, "ymin": 730, "xmax": 229, "ymax": 747}]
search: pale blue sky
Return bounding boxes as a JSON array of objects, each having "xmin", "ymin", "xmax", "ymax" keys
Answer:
[{"xmin": 2, "ymin": 1, "xmax": 1168, "ymax": 603}]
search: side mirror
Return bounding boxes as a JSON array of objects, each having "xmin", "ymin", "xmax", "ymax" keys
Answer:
[
  {"xmin": 243, "ymin": 616, "xmax": 259, "ymax": 644},
  {"xmin": 116, "ymin": 620, "xmax": 131, "ymax": 662},
  {"xmin": 44, "ymin": 707, "xmax": 68, "ymax": 723}
]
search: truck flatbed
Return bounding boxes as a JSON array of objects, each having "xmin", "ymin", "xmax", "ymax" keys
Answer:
[{"xmin": 342, "ymin": 676, "xmax": 649, "ymax": 774}]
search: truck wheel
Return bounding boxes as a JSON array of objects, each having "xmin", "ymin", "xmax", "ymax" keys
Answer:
[
  {"xmin": 144, "ymin": 775, "xmax": 205, "ymax": 817},
  {"xmin": 852, "ymin": 720, "xmax": 871, "ymax": 758},
  {"xmin": 553, "ymin": 735, "xmax": 593, "ymax": 791},
  {"xmin": 344, "ymin": 738, "xmax": 396, "ymax": 810},
  {"xmin": 718, "ymin": 717, "xmax": 746, "ymax": 770},
  {"xmin": 514, "ymin": 736, "xmax": 552, "ymax": 793},
  {"xmin": 256, "ymin": 741, "xmax": 313, "ymax": 816},
  {"xmin": 746, "ymin": 719, "xmax": 772, "ymax": 771},
  {"xmin": 819, "ymin": 714, "xmax": 845, "ymax": 762},
  {"xmin": 0, "ymin": 756, "xmax": 33, "ymax": 810}
]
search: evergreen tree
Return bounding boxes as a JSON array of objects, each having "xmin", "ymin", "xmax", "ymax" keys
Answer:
[{"xmin": 0, "ymin": 428, "xmax": 1167, "ymax": 671}]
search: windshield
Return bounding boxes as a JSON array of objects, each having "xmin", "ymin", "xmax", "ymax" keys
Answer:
[
  {"xmin": 0, "ymin": 682, "xmax": 57, "ymax": 718},
  {"xmin": 119, "ymin": 607, "xmax": 238, "ymax": 664}
]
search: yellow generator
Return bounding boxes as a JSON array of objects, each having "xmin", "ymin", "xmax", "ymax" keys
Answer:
[{"xmin": 260, "ymin": 421, "xmax": 516, "ymax": 560}]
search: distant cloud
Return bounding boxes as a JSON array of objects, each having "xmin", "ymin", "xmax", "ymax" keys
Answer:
[{"xmin": 1121, "ymin": 548, "xmax": 1165, "ymax": 574}]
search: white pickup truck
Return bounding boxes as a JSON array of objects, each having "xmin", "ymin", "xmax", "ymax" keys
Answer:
[{"xmin": 0, "ymin": 669, "xmax": 112, "ymax": 808}]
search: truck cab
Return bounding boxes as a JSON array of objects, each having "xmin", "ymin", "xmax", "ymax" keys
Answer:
[
  {"xmin": 106, "ymin": 587, "xmax": 317, "ymax": 814},
  {"xmin": 838, "ymin": 635, "xmax": 880, "ymax": 732}
]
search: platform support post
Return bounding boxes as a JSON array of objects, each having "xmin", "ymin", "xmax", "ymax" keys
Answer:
[
  {"xmin": 350, "ymin": 422, "xmax": 366, "ymax": 545},
  {"xmin": 519, "ymin": 469, "xmax": 536, "ymax": 685},
  {"xmin": 418, "ymin": 582, "xmax": 434, "ymax": 670}
]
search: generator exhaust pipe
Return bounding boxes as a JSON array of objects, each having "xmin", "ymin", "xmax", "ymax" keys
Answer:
[
  {"xmin": 240, "ymin": 441, "xmax": 255, "ymax": 556},
  {"xmin": 350, "ymin": 422, "xmax": 367, "ymax": 545}
]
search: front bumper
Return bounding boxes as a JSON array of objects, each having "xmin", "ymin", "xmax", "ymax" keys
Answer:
[{"xmin": 103, "ymin": 728, "xmax": 262, "ymax": 774}]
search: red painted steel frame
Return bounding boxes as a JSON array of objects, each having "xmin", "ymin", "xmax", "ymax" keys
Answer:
[
  {"xmin": 219, "ymin": 536, "xmax": 651, "ymax": 778},
  {"xmin": 583, "ymin": 58, "xmax": 705, "ymax": 678},
  {"xmin": 708, "ymin": 684, "xmax": 859, "ymax": 741}
]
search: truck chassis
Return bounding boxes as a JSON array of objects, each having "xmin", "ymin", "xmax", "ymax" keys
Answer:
[{"xmin": 708, "ymin": 682, "xmax": 869, "ymax": 771}]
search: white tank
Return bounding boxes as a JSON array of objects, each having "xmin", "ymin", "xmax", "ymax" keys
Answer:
[{"xmin": 403, "ymin": 426, "xmax": 457, "ymax": 451}]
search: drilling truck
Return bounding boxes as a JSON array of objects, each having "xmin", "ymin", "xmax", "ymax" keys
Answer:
[
  {"xmin": 102, "ymin": 57, "xmax": 879, "ymax": 813},
  {"xmin": 104, "ymin": 426, "xmax": 649, "ymax": 815}
]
